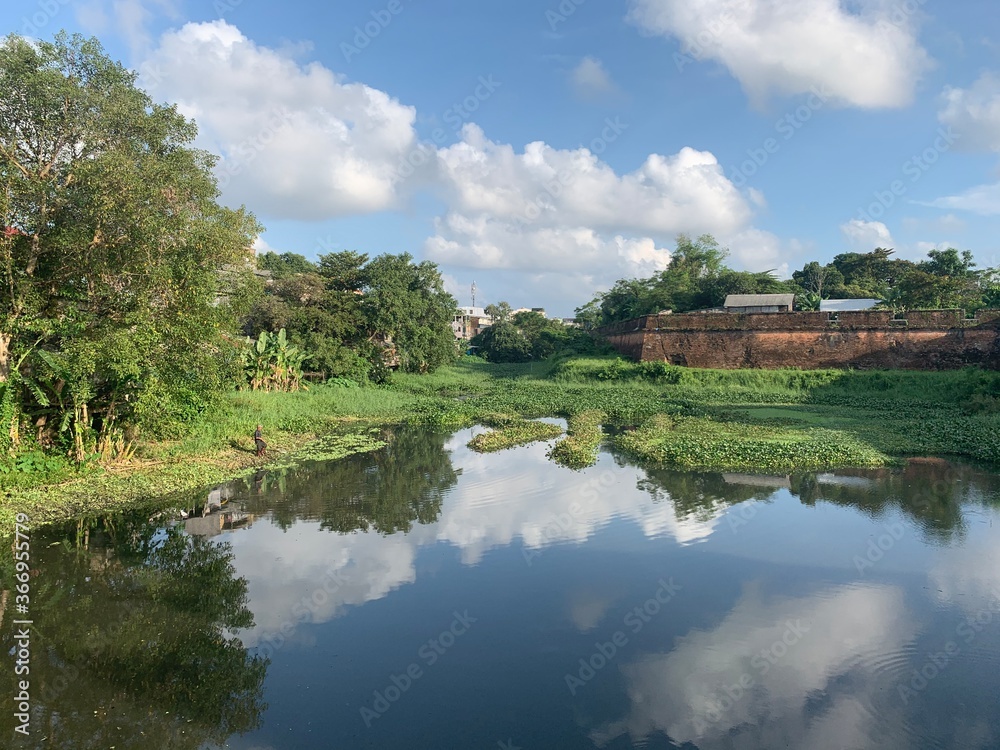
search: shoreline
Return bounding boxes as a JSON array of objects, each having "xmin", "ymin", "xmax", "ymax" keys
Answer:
[{"xmin": 4, "ymin": 358, "xmax": 999, "ymax": 532}]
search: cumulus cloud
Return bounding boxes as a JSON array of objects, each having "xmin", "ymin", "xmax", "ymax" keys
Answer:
[
  {"xmin": 233, "ymin": 432, "xmax": 726, "ymax": 645},
  {"xmin": 841, "ymin": 218, "xmax": 894, "ymax": 249},
  {"xmin": 424, "ymin": 124, "xmax": 752, "ymax": 277},
  {"xmin": 591, "ymin": 583, "xmax": 917, "ymax": 749},
  {"xmin": 938, "ymin": 72, "xmax": 1000, "ymax": 152},
  {"xmin": 141, "ymin": 21, "xmax": 421, "ymax": 220},
  {"xmin": 571, "ymin": 56, "xmax": 618, "ymax": 99},
  {"xmin": 628, "ymin": 0, "xmax": 931, "ymax": 108},
  {"xmin": 138, "ymin": 21, "xmax": 783, "ymax": 303}
]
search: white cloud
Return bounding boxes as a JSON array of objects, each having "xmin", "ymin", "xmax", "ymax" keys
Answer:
[
  {"xmin": 901, "ymin": 214, "xmax": 966, "ymax": 233},
  {"xmin": 628, "ymin": 0, "xmax": 931, "ymax": 109},
  {"xmin": 424, "ymin": 124, "xmax": 752, "ymax": 276},
  {"xmin": 841, "ymin": 218, "xmax": 894, "ymax": 249},
  {"xmin": 925, "ymin": 182, "xmax": 1000, "ymax": 216},
  {"xmin": 231, "ymin": 432, "xmax": 728, "ymax": 645},
  {"xmin": 571, "ymin": 56, "xmax": 617, "ymax": 99},
  {"xmin": 252, "ymin": 236, "xmax": 280, "ymax": 255},
  {"xmin": 139, "ymin": 21, "xmax": 792, "ymax": 303},
  {"xmin": 142, "ymin": 21, "xmax": 421, "ymax": 220},
  {"xmin": 938, "ymin": 72, "xmax": 1000, "ymax": 152},
  {"xmin": 591, "ymin": 583, "xmax": 917, "ymax": 749}
]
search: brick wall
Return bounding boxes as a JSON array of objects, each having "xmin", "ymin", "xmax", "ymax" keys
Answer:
[{"xmin": 596, "ymin": 310, "xmax": 1000, "ymax": 370}]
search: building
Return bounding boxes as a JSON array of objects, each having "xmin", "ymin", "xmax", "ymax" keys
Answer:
[
  {"xmin": 512, "ymin": 307, "xmax": 547, "ymax": 318},
  {"xmin": 819, "ymin": 298, "xmax": 881, "ymax": 312},
  {"xmin": 453, "ymin": 306, "xmax": 493, "ymax": 340},
  {"xmin": 724, "ymin": 294, "xmax": 795, "ymax": 313}
]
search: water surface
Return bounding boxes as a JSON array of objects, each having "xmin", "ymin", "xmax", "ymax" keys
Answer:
[{"xmin": 5, "ymin": 426, "xmax": 1000, "ymax": 749}]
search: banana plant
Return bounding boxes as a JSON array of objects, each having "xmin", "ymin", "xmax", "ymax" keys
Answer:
[{"xmin": 242, "ymin": 329, "xmax": 309, "ymax": 391}]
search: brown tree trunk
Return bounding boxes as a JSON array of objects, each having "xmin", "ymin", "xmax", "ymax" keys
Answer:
[{"xmin": 0, "ymin": 332, "xmax": 9, "ymax": 382}]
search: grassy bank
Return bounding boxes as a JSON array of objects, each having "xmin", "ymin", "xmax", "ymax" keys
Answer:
[{"xmin": 4, "ymin": 355, "xmax": 1000, "ymax": 531}]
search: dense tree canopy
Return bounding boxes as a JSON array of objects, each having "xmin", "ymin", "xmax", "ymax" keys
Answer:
[
  {"xmin": 577, "ymin": 237, "xmax": 1000, "ymax": 328},
  {"xmin": 247, "ymin": 250, "xmax": 458, "ymax": 379},
  {"xmin": 0, "ymin": 32, "xmax": 261, "ymax": 456},
  {"xmin": 470, "ymin": 309, "xmax": 603, "ymax": 363},
  {"xmin": 576, "ymin": 235, "xmax": 789, "ymax": 327}
]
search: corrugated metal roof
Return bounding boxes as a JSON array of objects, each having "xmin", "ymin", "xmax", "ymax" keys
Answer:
[
  {"xmin": 724, "ymin": 294, "xmax": 795, "ymax": 308},
  {"xmin": 819, "ymin": 299, "xmax": 881, "ymax": 311}
]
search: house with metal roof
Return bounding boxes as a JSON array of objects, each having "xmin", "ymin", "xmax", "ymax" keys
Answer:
[
  {"xmin": 819, "ymin": 299, "xmax": 881, "ymax": 312},
  {"xmin": 723, "ymin": 294, "xmax": 795, "ymax": 313}
]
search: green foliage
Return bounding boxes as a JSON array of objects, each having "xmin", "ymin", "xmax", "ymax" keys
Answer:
[
  {"xmin": 587, "ymin": 240, "xmax": 1000, "ymax": 327},
  {"xmin": 548, "ymin": 410, "xmax": 606, "ymax": 469},
  {"xmin": 467, "ymin": 415, "xmax": 563, "ymax": 452},
  {"xmin": 241, "ymin": 329, "xmax": 308, "ymax": 391},
  {"xmin": 256, "ymin": 251, "xmax": 317, "ymax": 279},
  {"xmin": 244, "ymin": 250, "xmax": 456, "ymax": 379},
  {"xmin": 470, "ymin": 305, "xmax": 601, "ymax": 363},
  {"xmin": 471, "ymin": 321, "xmax": 532, "ymax": 363},
  {"xmin": 0, "ymin": 31, "xmax": 261, "ymax": 455},
  {"xmin": 617, "ymin": 414, "xmax": 890, "ymax": 473},
  {"xmin": 578, "ymin": 234, "xmax": 792, "ymax": 324}
]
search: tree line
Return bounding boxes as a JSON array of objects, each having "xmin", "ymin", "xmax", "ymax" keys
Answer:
[
  {"xmin": 575, "ymin": 235, "xmax": 1000, "ymax": 328},
  {"xmin": 0, "ymin": 33, "xmax": 456, "ymax": 463}
]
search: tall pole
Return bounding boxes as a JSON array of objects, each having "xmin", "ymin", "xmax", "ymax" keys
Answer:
[{"xmin": 471, "ymin": 281, "xmax": 477, "ymax": 309}]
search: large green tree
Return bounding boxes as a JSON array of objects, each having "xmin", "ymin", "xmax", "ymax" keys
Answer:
[
  {"xmin": 576, "ymin": 234, "xmax": 791, "ymax": 326},
  {"xmin": 245, "ymin": 250, "xmax": 457, "ymax": 378},
  {"xmin": 0, "ymin": 32, "xmax": 261, "ymax": 456}
]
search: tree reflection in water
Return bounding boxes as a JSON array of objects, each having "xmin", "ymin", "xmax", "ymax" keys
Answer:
[
  {"xmin": 0, "ymin": 509, "xmax": 267, "ymax": 750},
  {"xmin": 614, "ymin": 444, "xmax": 1000, "ymax": 541},
  {"xmin": 240, "ymin": 426, "xmax": 461, "ymax": 534}
]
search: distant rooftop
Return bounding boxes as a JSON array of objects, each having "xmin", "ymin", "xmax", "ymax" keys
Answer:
[
  {"xmin": 820, "ymin": 299, "xmax": 881, "ymax": 312},
  {"xmin": 724, "ymin": 294, "xmax": 795, "ymax": 308}
]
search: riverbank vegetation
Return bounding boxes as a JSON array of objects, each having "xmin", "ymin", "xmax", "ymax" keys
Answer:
[
  {"xmin": 5, "ymin": 31, "xmax": 1000, "ymax": 534},
  {"xmin": 5, "ymin": 357, "xmax": 1000, "ymax": 530}
]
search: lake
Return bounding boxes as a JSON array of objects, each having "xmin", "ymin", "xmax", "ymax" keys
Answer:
[{"xmin": 5, "ymin": 425, "xmax": 1000, "ymax": 749}]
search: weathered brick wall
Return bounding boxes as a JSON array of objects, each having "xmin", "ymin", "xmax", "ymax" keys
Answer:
[
  {"xmin": 597, "ymin": 310, "xmax": 1000, "ymax": 370},
  {"xmin": 902, "ymin": 309, "xmax": 964, "ymax": 329},
  {"xmin": 601, "ymin": 330, "xmax": 647, "ymax": 361}
]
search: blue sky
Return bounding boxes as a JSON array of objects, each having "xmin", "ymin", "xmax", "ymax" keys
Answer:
[{"xmin": 8, "ymin": 0, "xmax": 1000, "ymax": 314}]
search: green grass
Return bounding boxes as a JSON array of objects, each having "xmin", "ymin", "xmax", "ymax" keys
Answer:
[
  {"xmin": 466, "ymin": 414, "xmax": 564, "ymax": 453},
  {"xmin": 548, "ymin": 410, "xmax": 606, "ymax": 469},
  {"xmin": 616, "ymin": 414, "xmax": 890, "ymax": 473},
  {"xmin": 6, "ymin": 355, "xmax": 1000, "ymax": 532}
]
